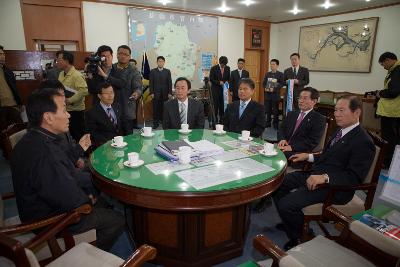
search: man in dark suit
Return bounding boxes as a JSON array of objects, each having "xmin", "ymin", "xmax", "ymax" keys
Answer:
[
  {"xmin": 263, "ymin": 58, "xmax": 284, "ymax": 129},
  {"xmin": 209, "ymin": 56, "xmax": 230, "ymax": 122},
  {"xmin": 85, "ymin": 82, "xmax": 122, "ymax": 147},
  {"xmin": 278, "ymin": 87, "xmax": 325, "ymax": 158},
  {"xmin": 283, "ymin": 53, "xmax": 309, "ymax": 110},
  {"xmin": 223, "ymin": 78, "xmax": 266, "ymax": 137},
  {"xmin": 149, "ymin": 56, "xmax": 172, "ymax": 129},
  {"xmin": 163, "ymin": 77, "xmax": 204, "ymax": 130},
  {"xmin": 273, "ymin": 95, "xmax": 375, "ymax": 250},
  {"xmin": 229, "ymin": 58, "xmax": 250, "ymax": 102}
]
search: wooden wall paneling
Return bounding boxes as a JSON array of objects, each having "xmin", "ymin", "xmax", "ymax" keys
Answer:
[{"xmin": 20, "ymin": 0, "xmax": 85, "ymax": 51}]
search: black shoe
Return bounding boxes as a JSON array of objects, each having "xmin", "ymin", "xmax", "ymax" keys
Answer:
[
  {"xmin": 275, "ymin": 223, "xmax": 286, "ymax": 232},
  {"xmin": 254, "ymin": 197, "xmax": 272, "ymax": 213},
  {"xmin": 283, "ymin": 239, "xmax": 301, "ymax": 251}
]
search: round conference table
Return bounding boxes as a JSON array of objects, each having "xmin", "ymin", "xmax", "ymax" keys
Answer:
[{"xmin": 90, "ymin": 129, "xmax": 287, "ymax": 267}]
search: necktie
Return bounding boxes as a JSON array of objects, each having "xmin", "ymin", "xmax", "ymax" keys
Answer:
[
  {"xmin": 180, "ymin": 102, "xmax": 187, "ymax": 124},
  {"xmin": 293, "ymin": 67, "xmax": 297, "ymax": 77},
  {"xmin": 239, "ymin": 102, "xmax": 246, "ymax": 118},
  {"xmin": 330, "ymin": 129, "xmax": 343, "ymax": 147},
  {"xmin": 106, "ymin": 107, "xmax": 116, "ymax": 126},
  {"xmin": 291, "ymin": 112, "xmax": 305, "ymax": 138},
  {"xmin": 239, "ymin": 70, "xmax": 242, "ymax": 78}
]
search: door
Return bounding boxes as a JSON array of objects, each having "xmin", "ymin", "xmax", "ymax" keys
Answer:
[{"xmin": 244, "ymin": 50, "xmax": 261, "ymax": 102}]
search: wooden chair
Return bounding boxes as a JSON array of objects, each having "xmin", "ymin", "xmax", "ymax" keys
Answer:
[
  {"xmin": 245, "ymin": 206, "xmax": 399, "ymax": 267},
  {"xmin": 0, "ymin": 205, "xmax": 157, "ymax": 267},
  {"xmin": 0, "ymin": 193, "xmax": 96, "ymax": 263},
  {"xmin": 318, "ymin": 90, "xmax": 335, "ymax": 103},
  {"xmin": 301, "ymin": 131, "xmax": 388, "ymax": 241},
  {"xmin": 0, "ymin": 122, "xmax": 28, "ymax": 160},
  {"xmin": 361, "ymin": 97, "xmax": 381, "ymax": 134}
]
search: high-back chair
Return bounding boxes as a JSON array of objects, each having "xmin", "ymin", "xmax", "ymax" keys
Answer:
[
  {"xmin": 243, "ymin": 206, "xmax": 399, "ymax": 267},
  {"xmin": 0, "ymin": 207, "xmax": 157, "ymax": 267},
  {"xmin": 301, "ymin": 131, "xmax": 388, "ymax": 241},
  {"xmin": 0, "ymin": 122, "xmax": 28, "ymax": 160}
]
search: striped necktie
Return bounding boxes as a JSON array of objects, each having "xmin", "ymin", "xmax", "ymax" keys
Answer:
[
  {"xmin": 239, "ymin": 102, "xmax": 246, "ymax": 118},
  {"xmin": 180, "ymin": 102, "xmax": 187, "ymax": 124},
  {"xmin": 106, "ymin": 107, "xmax": 116, "ymax": 126},
  {"xmin": 330, "ymin": 129, "xmax": 342, "ymax": 147}
]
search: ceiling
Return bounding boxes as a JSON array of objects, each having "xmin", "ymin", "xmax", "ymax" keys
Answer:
[{"xmin": 101, "ymin": 0, "xmax": 400, "ymax": 22}]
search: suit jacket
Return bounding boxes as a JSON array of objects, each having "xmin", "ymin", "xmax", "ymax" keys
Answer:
[
  {"xmin": 149, "ymin": 68, "xmax": 172, "ymax": 100},
  {"xmin": 222, "ymin": 100, "xmax": 266, "ymax": 137},
  {"xmin": 209, "ymin": 64, "xmax": 231, "ymax": 95},
  {"xmin": 311, "ymin": 125, "xmax": 375, "ymax": 202},
  {"xmin": 229, "ymin": 69, "xmax": 250, "ymax": 100},
  {"xmin": 85, "ymin": 102, "xmax": 122, "ymax": 146},
  {"xmin": 162, "ymin": 98, "xmax": 205, "ymax": 130},
  {"xmin": 283, "ymin": 66, "xmax": 309, "ymax": 98},
  {"xmin": 278, "ymin": 110, "xmax": 325, "ymax": 156}
]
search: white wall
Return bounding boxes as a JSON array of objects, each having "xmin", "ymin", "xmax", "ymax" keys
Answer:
[
  {"xmin": 0, "ymin": 0, "xmax": 26, "ymax": 50},
  {"xmin": 218, "ymin": 17, "xmax": 245, "ymax": 65},
  {"xmin": 83, "ymin": 2, "xmax": 128, "ymax": 54},
  {"xmin": 269, "ymin": 5, "xmax": 400, "ymax": 93}
]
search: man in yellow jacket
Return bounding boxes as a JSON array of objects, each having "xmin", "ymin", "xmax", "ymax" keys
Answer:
[
  {"xmin": 57, "ymin": 50, "xmax": 88, "ymax": 141},
  {"xmin": 377, "ymin": 52, "xmax": 400, "ymax": 168}
]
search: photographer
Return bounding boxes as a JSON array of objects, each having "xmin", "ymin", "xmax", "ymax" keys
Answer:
[{"xmin": 86, "ymin": 45, "xmax": 124, "ymax": 105}]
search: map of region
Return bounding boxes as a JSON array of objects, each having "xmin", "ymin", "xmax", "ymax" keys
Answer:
[{"xmin": 128, "ymin": 9, "xmax": 218, "ymax": 88}]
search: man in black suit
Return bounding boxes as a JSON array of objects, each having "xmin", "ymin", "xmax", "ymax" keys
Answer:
[
  {"xmin": 149, "ymin": 56, "xmax": 172, "ymax": 129},
  {"xmin": 222, "ymin": 78, "xmax": 266, "ymax": 137},
  {"xmin": 283, "ymin": 53, "xmax": 309, "ymax": 110},
  {"xmin": 278, "ymin": 87, "xmax": 325, "ymax": 158},
  {"xmin": 163, "ymin": 77, "xmax": 204, "ymax": 130},
  {"xmin": 263, "ymin": 58, "xmax": 284, "ymax": 129},
  {"xmin": 273, "ymin": 95, "xmax": 375, "ymax": 250},
  {"xmin": 229, "ymin": 58, "xmax": 250, "ymax": 102},
  {"xmin": 209, "ymin": 56, "xmax": 230, "ymax": 122},
  {"xmin": 85, "ymin": 82, "xmax": 122, "ymax": 147}
]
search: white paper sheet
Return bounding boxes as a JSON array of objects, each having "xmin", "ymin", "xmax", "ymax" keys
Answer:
[
  {"xmin": 191, "ymin": 149, "xmax": 250, "ymax": 167},
  {"xmin": 176, "ymin": 158, "xmax": 275, "ymax": 190},
  {"xmin": 381, "ymin": 145, "xmax": 400, "ymax": 206},
  {"xmin": 145, "ymin": 161, "xmax": 193, "ymax": 175}
]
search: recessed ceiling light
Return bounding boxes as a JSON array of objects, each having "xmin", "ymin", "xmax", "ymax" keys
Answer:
[
  {"xmin": 321, "ymin": 0, "xmax": 335, "ymax": 9},
  {"xmin": 217, "ymin": 2, "xmax": 231, "ymax": 13},
  {"xmin": 240, "ymin": 0, "xmax": 256, "ymax": 6},
  {"xmin": 159, "ymin": 0, "xmax": 171, "ymax": 6},
  {"xmin": 290, "ymin": 6, "xmax": 301, "ymax": 15},
  {"xmin": 365, "ymin": 0, "xmax": 371, "ymax": 2}
]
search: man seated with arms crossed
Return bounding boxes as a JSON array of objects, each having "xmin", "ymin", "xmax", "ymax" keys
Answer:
[
  {"xmin": 273, "ymin": 95, "xmax": 375, "ymax": 250},
  {"xmin": 223, "ymin": 78, "xmax": 266, "ymax": 137},
  {"xmin": 85, "ymin": 82, "xmax": 122, "ymax": 147},
  {"xmin": 11, "ymin": 87, "xmax": 125, "ymax": 252},
  {"xmin": 277, "ymin": 87, "xmax": 326, "ymax": 158},
  {"xmin": 163, "ymin": 77, "xmax": 204, "ymax": 130}
]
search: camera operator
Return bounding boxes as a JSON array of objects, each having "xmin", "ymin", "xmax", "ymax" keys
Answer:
[{"xmin": 86, "ymin": 45, "xmax": 124, "ymax": 106}]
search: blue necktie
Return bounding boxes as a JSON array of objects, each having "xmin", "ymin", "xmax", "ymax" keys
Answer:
[{"xmin": 239, "ymin": 102, "xmax": 246, "ymax": 118}]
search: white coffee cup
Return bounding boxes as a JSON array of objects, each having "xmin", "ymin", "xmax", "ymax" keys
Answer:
[
  {"xmin": 181, "ymin": 123, "xmax": 189, "ymax": 132},
  {"xmin": 143, "ymin": 126, "xmax": 152, "ymax": 136},
  {"xmin": 178, "ymin": 146, "xmax": 192, "ymax": 164},
  {"xmin": 215, "ymin": 124, "xmax": 224, "ymax": 133},
  {"xmin": 128, "ymin": 152, "xmax": 139, "ymax": 165},
  {"xmin": 241, "ymin": 130, "xmax": 250, "ymax": 140},
  {"xmin": 264, "ymin": 143, "xmax": 275, "ymax": 154},
  {"xmin": 112, "ymin": 136, "xmax": 124, "ymax": 146}
]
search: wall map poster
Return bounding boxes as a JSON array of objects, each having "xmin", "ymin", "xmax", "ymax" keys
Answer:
[{"xmin": 299, "ymin": 17, "xmax": 379, "ymax": 72}]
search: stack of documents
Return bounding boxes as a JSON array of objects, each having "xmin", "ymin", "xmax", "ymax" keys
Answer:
[{"xmin": 186, "ymin": 140, "xmax": 224, "ymax": 158}]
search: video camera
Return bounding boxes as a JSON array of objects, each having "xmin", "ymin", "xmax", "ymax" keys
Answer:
[{"xmin": 84, "ymin": 54, "xmax": 105, "ymax": 74}]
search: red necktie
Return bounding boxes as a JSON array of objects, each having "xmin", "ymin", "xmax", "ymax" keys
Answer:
[{"xmin": 290, "ymin": 112, "xmax": 305, "ymax": 140}]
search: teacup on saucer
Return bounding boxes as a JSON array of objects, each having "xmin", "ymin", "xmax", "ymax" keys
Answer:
[
  {"xmin": 213, "ymin": 130, "xmax": 226, "ymax": 135},
  {"xmin": 259, "ymin": 149, "xmax": 278, "ymax": 157},
  {"xmin": 238, "ymin": 136, "xmax": 253, "ymax": 142},
  {"xmin": 111, "ymin": 141, "xmax": 127, "ymax": 148},
  {"xmin": 123, "ymin": 159, "xmax": 144, "ymax": 168}
]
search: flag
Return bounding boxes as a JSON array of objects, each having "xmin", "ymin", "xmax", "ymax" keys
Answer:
[
  {"xmin": 223, "ymin": 81, "xmax": 229, "ymax": 111},
  {"xmin": 141, "ymin": 52, "xmax": 152, "ymax": 104},
  {"xmin": 286, "ymin": 79, "xmax": 294, "ymax": 115}
]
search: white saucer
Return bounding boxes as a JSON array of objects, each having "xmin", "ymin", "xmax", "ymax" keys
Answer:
[
  {"xmin": 123, "ymin": 160, "xmax": 144, "ymax": 168},
  {"xmin": 111, "ymin": 142, "xmax": 127, "ymax": 148},
  {"xmin": 259, "ymin": 149, "xmax": 278, "ymax": 157},
  {"xmin": 238, "ymin": 136, "xmax": 253, "ymax": 142},
  {"xmin": 141, "ymin": 132, "xmax": 155, "ymax": 137},
  {"xmin": 213, "ymin": 130, "xmax": 226, "ymax": 135},
  {"xmin": 178, "ymin": 129, "xmax": 192, "ymax": 134}
]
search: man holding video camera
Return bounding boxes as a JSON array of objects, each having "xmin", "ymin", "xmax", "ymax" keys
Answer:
[{"xmin": 86, "ymin": 45, "xmax": 142, "ymax": 135}]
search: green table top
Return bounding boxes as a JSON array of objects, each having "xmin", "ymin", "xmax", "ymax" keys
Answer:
[
  {"xmin": 352, "ymin": 205, "xmax": 394, "ymax": 220},
  {"xmin": 90, "ymin": 129, "xmax": 287, "ymax": 193}
]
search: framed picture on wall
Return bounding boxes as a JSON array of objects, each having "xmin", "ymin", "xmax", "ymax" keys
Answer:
[
  {"xmin": 298, "ymin": 17, "xmax": 379, "ymax": 72},
  {"xmin": 251, "ymin": 29, "xmax": 262, "ymax": 47}
]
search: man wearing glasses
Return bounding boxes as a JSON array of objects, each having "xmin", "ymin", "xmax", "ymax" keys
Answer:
[
  {"xmin": 112, "ymin": 45, "xmax": 142, "ymax": 134},
  {"xmin": 277, "ymin": 87, "xmax": 325, "ymax": 158}
]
